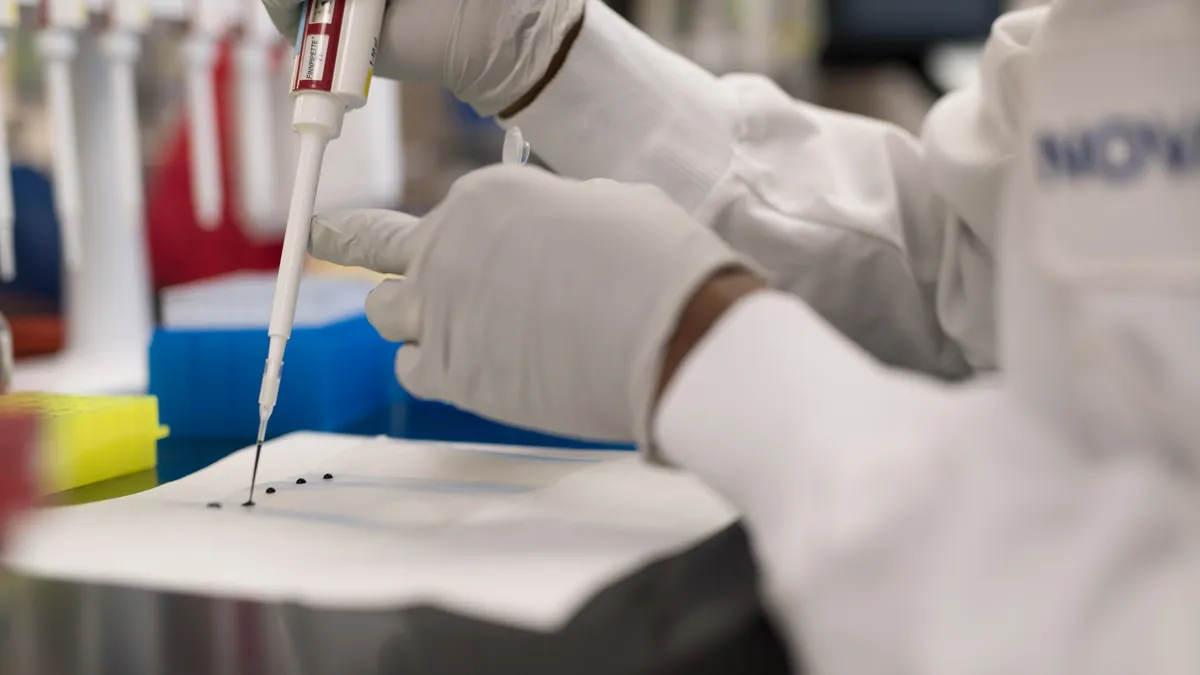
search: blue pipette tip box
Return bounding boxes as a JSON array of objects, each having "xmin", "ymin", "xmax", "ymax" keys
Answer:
[
  {"xmin": 150, "ymin": 273, "xmax": 392, "ymax": 440},
  {"xmin": 150, "ymin": 273, "xmax": 633, "ymax": 449},
  {"xmin": 150, "ymin": 315, "xmax": 394, "ymax": 440}
]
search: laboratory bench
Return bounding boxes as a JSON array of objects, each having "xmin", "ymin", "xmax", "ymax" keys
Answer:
[
  {"xmin": 55, "ymin": 400, "xmax": 631, "ymax": 506},
  {"xmin": 4, "ymin": 406, "xmax": 791, "ymax": 675}
]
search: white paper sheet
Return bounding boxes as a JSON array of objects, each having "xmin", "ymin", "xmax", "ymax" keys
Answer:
[{"xmin": 4, "ymin": 433, "xmax": 736, "ymax": 630}]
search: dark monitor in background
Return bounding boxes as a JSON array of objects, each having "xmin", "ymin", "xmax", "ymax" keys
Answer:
[
  {"xmin": 823, "ymin": 0, "xmax": 1003, "ymax": 63},
  {"xmin": 605, "ymin": 0, "xmax": 635, "ymax": 21}
]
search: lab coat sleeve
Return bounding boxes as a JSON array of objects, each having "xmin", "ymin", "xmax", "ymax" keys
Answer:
[
  {"xmin": 655, "ymin": 290, "xmax": 1200, "ymax": 675},
  {"xmin": 508, "ymin": 0, "xmax": 990, "ymax": 377}
]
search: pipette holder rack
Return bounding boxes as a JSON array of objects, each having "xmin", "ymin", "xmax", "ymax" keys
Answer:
[
  {"xmin": 13, "ymin": 0, "xmax": 404, "ymax": 395},
  {"xmin": 17, "ymin": 0, "xmax": 188, "ymax": 21},
  {"xmin": 61, "ymin": 32, "xmax": 155, "ymax": 384},
  {"xmin": 11, "ymin": 3, "xmax": 159, "ymax": 394}
]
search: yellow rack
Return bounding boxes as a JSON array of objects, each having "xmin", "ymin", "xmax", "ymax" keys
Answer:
[{"xmin": 0, "ymin": 394, "xmax": 169, "ymax": 494}]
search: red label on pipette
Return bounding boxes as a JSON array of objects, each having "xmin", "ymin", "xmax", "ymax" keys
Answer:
[{"xmin": 293, "ymin": 0, "xmax": 345, "ymax": 93}]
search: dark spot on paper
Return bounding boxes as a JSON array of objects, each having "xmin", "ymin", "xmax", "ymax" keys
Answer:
[
  {"xmin": 266, "ymin": 487, "xmax": 277, "ymax": 494},
  {"xmin": 323, "ymin": 473, "xmax": 333, "ymax": 480},
  {"xmin": 242, "ymin": 501, "xmax": 255, "ymax": 507},
  {"xmin": 207, "ymin": 502, "xmax": 221, "ymax": 509},
  {"xmin": 296, "ymin": 478, "xmax": 307, "ymax": 485}
]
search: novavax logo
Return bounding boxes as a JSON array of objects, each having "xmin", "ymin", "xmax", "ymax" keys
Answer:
[{"xmin": 1037, "ymin": 116, "xmax": 1200, "ymax": 184}]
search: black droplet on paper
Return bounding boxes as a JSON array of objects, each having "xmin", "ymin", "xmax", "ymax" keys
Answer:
[
  {"xmin": 207, "ymin": 502, "xmax": 221, "ymax": 509},
  {"xmin": 296, "ymin": 478, "xmax": 307, "ymax": 485},
  {"xmin": 323, "ymin": 473, "xmax": 333, "ymax": 480},
  {"xmin": 242, "ymin": 501, "xmax": 255, "ymax": 507},
  {"xmin": 266, "ymin": 487, "xmax": 277, "ymax": 494}
]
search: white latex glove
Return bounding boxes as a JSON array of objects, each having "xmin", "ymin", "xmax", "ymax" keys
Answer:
[
  {"xmin": 308, "ymin": 165, "xmax": 751, "ymax": 446},
  {"xmin": 262, "ymin": 0, "xmax": 585, "ymax": 116}
]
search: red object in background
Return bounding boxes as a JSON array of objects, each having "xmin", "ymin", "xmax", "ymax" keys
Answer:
[
  {"xmin": 0, "ymin": 411, "xmax": 38, "ymax": 550},
  {"xmin": 9, "ymin": 316, "xmax": 63, "ymax": 358},
  {"xmin": 145, "ymin": 38, "xmax": 285, "ymax": 290}
]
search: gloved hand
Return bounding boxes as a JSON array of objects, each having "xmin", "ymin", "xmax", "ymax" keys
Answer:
[
  {"xmin": 261, "ymin": 0, "xmax": 585, "ymax": 116},
  {"xmin": 308, "ymin": 165, "xmax": 752, "ymax": 447}
]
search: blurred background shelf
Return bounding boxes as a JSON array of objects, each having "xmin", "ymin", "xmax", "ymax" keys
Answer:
[{"xmin": 0, "ymin": 0, "xmax": 1027, "ymax": 498}]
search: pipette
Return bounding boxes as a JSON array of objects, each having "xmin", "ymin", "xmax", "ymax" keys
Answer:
[
  {"xmin": 102, "ymin": 0, "xmax": 151, "ymax": 234},
  {"xmin": 0, "ymin": 1, "xmax": 18, "ymax": 282},
  {"xmin": 0, "ymin": 310, "xmax": 11, "ymax": 394},
  {"xmin": 235, "ymin": 0, "xmax": 285, "ymax": 235},
  {"xmin": 247, "ymin": 0, "xmax": 387, "ymax": 506},
  {"xmin": 183, "ymin": 0, "xmax": 231, "ymax": 230},
  {"xmin": 36, "ymin": 0, "xmax": 88, "ymax": 272}
]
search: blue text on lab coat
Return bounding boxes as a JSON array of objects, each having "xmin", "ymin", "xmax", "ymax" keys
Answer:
[{"xmin": 1037, "ymin": 116, "xmax": 1200, "ymax": 185}]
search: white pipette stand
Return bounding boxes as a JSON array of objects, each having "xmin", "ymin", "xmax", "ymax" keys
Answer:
[
  {"xmin": 13, "ymin": 3, "xmax": 154, "ymax": 395},
  {"xmin": 36, "ymin": 0, "xmax": 87, "ymax": 272},
  {"xmin": 256, "ymin": 0, "xmax": 387, "ymax": 445},
  {"xmin": 0, "ymin": 0, "xmax": 18, "ymax": 282},
  {"xmin": 235, "ymin": 0, "xmax": 285, "ymax": 238},
  {"xmin": 0, "ymin": 310, "xmax": 11, "ymax": 394},
  {"xmin": 182, "ymin": 0, "xmax": 231, "ymax": 230},
  {"xmin": 101, "ymin": 0, "xmax": 150, "ymax": 234}
]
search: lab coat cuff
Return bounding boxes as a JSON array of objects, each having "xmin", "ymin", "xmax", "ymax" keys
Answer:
[
  {"xmin": 652, "ymin": 291, "xmax": 805, "ymax": 510},
  {"xmin": 652, "ymin": 290, "xmax": 896, "ymax": 519},
  {"xmin": 504, "ymin": 0, "xmax": 738, "ymax": 215}
]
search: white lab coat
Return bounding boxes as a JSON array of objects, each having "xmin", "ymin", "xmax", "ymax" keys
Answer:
[
  {"xmin": 511, "ymin": 0, "xmax": 1009, "ymax": 379},
  {"xmin": 511, "ymin": 1, "xmax": 1200, "ymax": 672}
]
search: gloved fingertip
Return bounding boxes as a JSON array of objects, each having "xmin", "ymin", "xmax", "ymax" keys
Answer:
[
  {"xmin": 307, "ymin": 210, "xmax": 382, "ymax": 265},
  {"xmin": 307, "ymin": 212, "xmax": 343, "ymax": 259},
  {"xmin": 395, "ymin": 345, "xmax": 440, "ymax": 402},
  {"xmin": 308, "ymin": 209, "xmax": 423, "ymax": 275},
  {"xmin": 394, "ymin": 344, "xmax": 420, "ymax": 381},
  {"xmin": 366, "ymin": 279, "xmax": 421, "ymax": 342}
]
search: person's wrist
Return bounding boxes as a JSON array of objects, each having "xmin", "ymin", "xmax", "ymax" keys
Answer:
[
  {"xmin": 656, "ymin": 270, "xmax": 767, "ymax": 406},
  {"xmin": 497, "ymin": 12, "xmax": 586, "ymax": 119}
]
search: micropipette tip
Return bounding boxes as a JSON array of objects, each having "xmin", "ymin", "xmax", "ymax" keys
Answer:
[{"xmin": 244, "ymin": 413, "xmax": 270, "ymax": 507}]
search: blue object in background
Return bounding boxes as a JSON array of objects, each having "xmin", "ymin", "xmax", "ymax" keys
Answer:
[
  {"xmin": 450, "ymin": 96, "xmax": 494, "ymax": 129},
  {"xmin": 0, "ymin": 167, "xmax": 64, "ymax": 305},
  {"xmin": 150, "ymin": 312, "xmax": 632, "ymax": 451},
  {"xmin": 387, "ymin": 346, "xmax": 634, "ymax": 451},
  {"xmin": 150, "ymin": 315, "xmax": 395, "ymax": 439}
]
